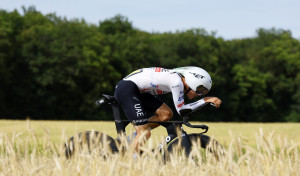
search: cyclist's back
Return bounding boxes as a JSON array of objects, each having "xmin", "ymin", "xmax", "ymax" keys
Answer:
[{"xmin": 123, "ymin": 67, "xmax": 181, "ymax": 95}]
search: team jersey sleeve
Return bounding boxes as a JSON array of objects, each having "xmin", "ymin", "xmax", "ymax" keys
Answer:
[{"xmin": 170, "ymin": 77, "xmax": 206, "ymax": 116}]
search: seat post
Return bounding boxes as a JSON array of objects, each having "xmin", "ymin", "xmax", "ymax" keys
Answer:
[{"xmin": 111, "ymin": 103, "xmax": 129, "ymax": 135}]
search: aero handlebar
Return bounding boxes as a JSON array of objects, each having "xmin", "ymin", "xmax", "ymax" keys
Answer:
[{"xmin": 183, "ymin": 122, "xmax": 209, "ymax": 133}]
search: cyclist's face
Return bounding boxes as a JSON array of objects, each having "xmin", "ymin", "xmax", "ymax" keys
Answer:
[{"xmin": 186, "ymin": 89, "xmax": 199, "ymax": 100}]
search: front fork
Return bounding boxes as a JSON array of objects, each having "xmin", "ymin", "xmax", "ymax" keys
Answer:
[{"xmin": 181, "ymin": 130, "xmax": 192, "ymax": 156}]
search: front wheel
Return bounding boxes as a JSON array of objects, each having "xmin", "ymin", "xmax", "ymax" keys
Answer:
[{"xmin": 166, "ymin": 133, "xmax": 224, "ymax": 160}]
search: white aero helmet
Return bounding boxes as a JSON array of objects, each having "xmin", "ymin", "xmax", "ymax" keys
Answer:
[{"xmin": 173, "ymin": 66, "xmax": 212, "ymax": 95}]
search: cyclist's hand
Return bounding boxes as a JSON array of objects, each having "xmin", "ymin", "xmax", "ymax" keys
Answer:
[{"xmin": 204, "ymin": 97, "xmax": 222, "ymax": 108}]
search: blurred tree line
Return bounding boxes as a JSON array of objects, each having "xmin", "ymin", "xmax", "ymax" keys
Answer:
[{"xmin": 1, "ymin": 7, "xmax": 300, "ymax": 122}]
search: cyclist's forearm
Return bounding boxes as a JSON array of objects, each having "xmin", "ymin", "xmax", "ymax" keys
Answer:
[{"xmin": 177, "ymin": 98, "xmax": 206, "ymax": 116}]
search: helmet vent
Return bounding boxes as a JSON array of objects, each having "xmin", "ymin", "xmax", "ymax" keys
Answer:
[{"xmin": 189, "ymin": 72, "xmax": 205, "ymax": 79}]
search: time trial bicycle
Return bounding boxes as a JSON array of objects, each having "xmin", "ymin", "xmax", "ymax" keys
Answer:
[{"xmin": 65, "ymin": 94, "xmax": 224, "ymax": 160}]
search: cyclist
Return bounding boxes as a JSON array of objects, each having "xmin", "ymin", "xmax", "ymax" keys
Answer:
[{"xmin": 114, "ymin": 66, "xmax": 222, "ymax": 151}]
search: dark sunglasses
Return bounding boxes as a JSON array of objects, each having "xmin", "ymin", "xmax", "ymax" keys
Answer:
[{"xmin": 196, "ymin": 85, "xmax": 209, "ymax": 95}]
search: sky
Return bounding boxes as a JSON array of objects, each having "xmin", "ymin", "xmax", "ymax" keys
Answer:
[{"xmin": 1, "ymin": 0, "xmax": 300, "ymax": 40}]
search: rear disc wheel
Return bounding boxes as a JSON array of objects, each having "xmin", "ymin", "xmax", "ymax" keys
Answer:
[{"xmin": 65, "ymin": 131, "xmax": 118, "ymax": 158}]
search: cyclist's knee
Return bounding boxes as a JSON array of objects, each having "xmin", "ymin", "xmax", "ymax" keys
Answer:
[
  {"xmin": 157, "ymin": 104, "xmax": 173, "ymax": 121},
  {"xmin": 163, "ymin": 109, "xmax": 173, "ymax": 121}
]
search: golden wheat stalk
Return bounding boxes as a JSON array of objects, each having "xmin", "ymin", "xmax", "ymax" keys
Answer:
[{"xmin": 0, "ymin": 124, "xmax": 299, "ymax": 176}]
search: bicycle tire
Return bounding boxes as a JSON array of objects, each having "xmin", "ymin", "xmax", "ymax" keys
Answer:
[
  {"xmin": 166, "ymin": 133, "xmax": 224, "ymax": 160},
  {"xmin": 65, "ymin": 131, "xmax": 118, "ymax": 158}
]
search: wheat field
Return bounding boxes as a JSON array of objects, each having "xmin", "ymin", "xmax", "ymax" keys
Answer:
[{"xmin": 0, "ymin": 120, "xmax": 299, "ymax": 176}]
